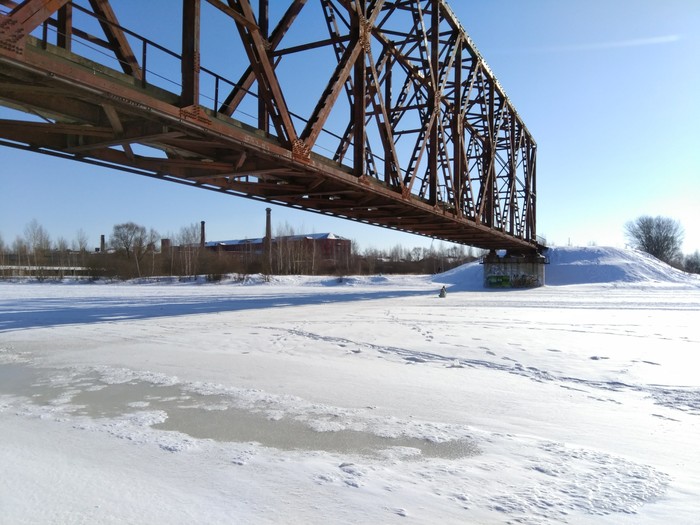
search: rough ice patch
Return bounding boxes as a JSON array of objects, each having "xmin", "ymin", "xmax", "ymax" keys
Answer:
[
  {"xmin": 78, "ymin": 410, "xmax": 199, "ymax": 453},
  {"xmin": 486, "ymin": 440, "xmax": 670, "ymax": 522},
  {"xmin": 0, "ymin": 346, "xmax": 31, "ymax": 364},
  {"xmin": 92, "ymin": 366, "xmax": 180, "ymax": 387}
]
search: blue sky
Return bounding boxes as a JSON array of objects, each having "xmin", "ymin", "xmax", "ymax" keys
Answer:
[{"xmin": 1, "ymin": 0, "xmax": 698, "ymax": 254}]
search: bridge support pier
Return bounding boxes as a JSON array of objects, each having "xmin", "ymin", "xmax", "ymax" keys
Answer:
[{"xmin": 482, "ymin": 250, "xmax": 547, "ymax": 288}]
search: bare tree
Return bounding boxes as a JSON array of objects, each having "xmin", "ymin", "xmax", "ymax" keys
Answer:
[
  {"xmin": 110, "ymin": 222, "xmax": 146, "ymax": 258},
  {"xmin": 24, "ymin": 219, "xmax": 51, "ymax": 268},
  {"xmin": 55, "ymin": 237, "xmax": 69, "ymax": 251},
  {"xmin": 0, "ymin": 233, "xmax": 5, "ymax": 276},
  {"xmin": 55, "ymin": 236, "xmax": 70, "ymax": 271},
  {"xmin": 176, "ymin": 223, "xmax": 201, "ymax": 278},
  {"xmin": 624, "ymin": 216, "xmax": 684, "ymax": 265},
  {"xmin": 685, "ymin": 251, "xmax": 700, "ymax": 274},
  {"xmin": 274, "ymin": 222, "xmax": 296, "ymax": 274},
  {"xmin": 12, "ymin": 236, "xmax": 28, "ymax": 267},
  {"xmin": 74, "ymin": 229, "xmax": 89, "ymax": 253},
  {"xmin": 363, "ymin": 247, "xmax": 379, "ymax": 274},
  {"xmin": 109, "ymin": 222, "xmax": 158, "ymax": 277},
  {"xmin": 389, "ymin": 244, "xmax": 405, "ymax": 263},
  {"xmin": 73, "ymin": 228, "xmax": 90, "ymax": 267}
]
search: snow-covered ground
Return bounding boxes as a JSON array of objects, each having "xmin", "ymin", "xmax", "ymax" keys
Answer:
[{"xmin": 1, "ymin": 246, "xmax": 699, "ymax": 524}]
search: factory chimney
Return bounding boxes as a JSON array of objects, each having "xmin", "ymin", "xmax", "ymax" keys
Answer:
[
  {"xmin": 200, "ymin": 221, "xmax": 206, "ymax": 248},
  {"xmin": 264, "ymin": 208, "xmax": 272, "ymax": 273}
]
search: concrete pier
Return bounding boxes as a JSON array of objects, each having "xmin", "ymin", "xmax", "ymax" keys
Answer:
[{"xmin": 482, "ymin": 250, "xmax": 548, "ymax": 288}]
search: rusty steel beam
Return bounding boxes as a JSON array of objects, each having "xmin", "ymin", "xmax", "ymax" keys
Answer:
[
  {"xmin": 87, "ymin": 0, "xmax": 142, "ymax": 79},
  {"xmin": 181, "ymin": 0, "xmax": 200, "ymax": 108},
  {"xmin": 0, "ymin": 0, "xmax": 69, "ymax": 54},
  {"xmin": 227, "ymin": 0, "xmax": 298, "ymax": 148},
  {"xmin": 0, "ymin": 0, "xmax": 540, "ymax": 251},
  {"xmin": 55, "ymin": 3, "xmax": 70, "ymax": 50},
  {"xmin": 215, "ymin": 0, "xmax": 307, "ymax": 117}
]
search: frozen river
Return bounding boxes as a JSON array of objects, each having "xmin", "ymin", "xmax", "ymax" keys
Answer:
[{"xmin": 1, "ymin": 247, "xmax": 699, "ymax": 524}]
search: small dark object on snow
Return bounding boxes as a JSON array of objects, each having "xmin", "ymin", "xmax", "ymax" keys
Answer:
[{"xmin": 439, "ymin": 286, "xmax": 447, "ymax": 298}]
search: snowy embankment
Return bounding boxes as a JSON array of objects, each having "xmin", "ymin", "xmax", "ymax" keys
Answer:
[
  {"xmin": 544, "ymin": 246, "xmax": 699, "ymax": 287},
  {"xmin": 1, "ymin": 247, "xmax": 699, "ymax": 524},
  {"xmin": 436, "ymin": 245, "xmax": 700, "ymax": 290}
]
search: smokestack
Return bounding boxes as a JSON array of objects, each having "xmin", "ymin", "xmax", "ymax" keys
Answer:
[
  {"xmin": 100, "ymin": 234, "xmax": 105, "ymax": 253},
  {"xmin": 263, "ymin": 208, "xmax": 272, "ymax": 274},
  {"xmin": 161, "ymin": 238, "xmax": 171, "ymax": 254},
  {"xmin": 200, "ymin": 221, "xmax": 205, "ymax": 248},
  {"xmin": 265, "ymin": 208, "xmax": 272, "ymax": 243}
]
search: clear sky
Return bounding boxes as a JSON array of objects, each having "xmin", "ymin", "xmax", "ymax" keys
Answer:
[{"xmin": 1, "ymin": 0, "xmax": 698, "ymax": 254}]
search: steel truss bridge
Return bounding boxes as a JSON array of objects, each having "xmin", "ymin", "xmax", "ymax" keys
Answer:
[{"xmin": 0, "ymin": 0, "xmax": 541, "ymax": 251}]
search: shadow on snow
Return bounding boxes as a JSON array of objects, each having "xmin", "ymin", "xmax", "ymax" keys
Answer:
[{"xmin": 0, "ymin": 285, "xmax": 433, "ymax": 333}]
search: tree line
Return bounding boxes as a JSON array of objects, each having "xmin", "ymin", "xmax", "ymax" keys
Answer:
[
  {"xmin": 0, "ymin": 220, "xmax": 480, "ymax": 280},
  {"xmin": 4, "ymin": 216, "xmax": 697, "ymax": 280}
]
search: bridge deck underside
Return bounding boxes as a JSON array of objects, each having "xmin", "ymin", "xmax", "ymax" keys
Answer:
[{"xmin": 0, "ymin": 5, "xmax": 539, "ymax": 252}]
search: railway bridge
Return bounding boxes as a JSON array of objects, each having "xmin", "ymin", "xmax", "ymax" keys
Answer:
[{"xmin": 0, "ymin": 0, "xmax": 544, "ymax": 264}]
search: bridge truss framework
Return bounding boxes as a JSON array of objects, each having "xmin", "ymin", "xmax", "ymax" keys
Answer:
[{"xmin": 0, "ymin": 0, "xmax": 541, "ymax": 251}]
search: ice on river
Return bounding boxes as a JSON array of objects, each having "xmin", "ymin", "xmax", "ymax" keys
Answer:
[{"xmin": 1, "ymin": 246, "xmax": 699, "ymax": 524}]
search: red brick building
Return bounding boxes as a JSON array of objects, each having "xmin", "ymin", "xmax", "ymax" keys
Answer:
[{"xmin": 205, "ymin": 233, "xmax": 351, "ymax": 263}]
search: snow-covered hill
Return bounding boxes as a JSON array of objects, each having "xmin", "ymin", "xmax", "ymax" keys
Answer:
[
  {"xmin": 544, "ymin": 246, "xmax": 699, "ymax": 287},
  {"xmin": 436, "ymin": 246, "xmax": 700, "ymax": 290}
]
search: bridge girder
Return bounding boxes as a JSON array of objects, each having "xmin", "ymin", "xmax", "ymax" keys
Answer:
[{"xmin": 0, "ymin": 0, "xmax": 540, "ymax": 251}]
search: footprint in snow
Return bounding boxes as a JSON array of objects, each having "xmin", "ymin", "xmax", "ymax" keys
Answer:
[
  {"xmin": 388, "ymin": 508, "xmax": 407, "ymax": 517},
  {"xmin": 652, "ymin": 413, "xmax": 680, "ymax": 422}
]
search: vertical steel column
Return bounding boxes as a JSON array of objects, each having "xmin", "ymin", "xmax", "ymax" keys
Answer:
[
  {"xmin": 526, "ymin": 140, "xmax": 537, "ymax": 239},
  {"xmin": 383, "ymin": 56, "xmax": 393, "ymax": 184},
  {"xmin": 427, "ymin": 0, "xmax": 439, "ymax": 206},
  {"xmin": 181, "ymin": 0, "xmax": 200, "ymax": 107},
  {"xmin": 257, "ymin": 0, "xmax": 269, "ymax": 133},
  {"xmin": 352, "ymin": 1, "xmax": 366, "ymax": 177},
  {"xmin": 508, "ymin": 117, "xmax": 516, "ymax": 234},
  {"xmin": 481, "ymin": 84, "xmax": 495, "ymax": 228},
  {"xmin": 56, "ymin": 3, "xmax": 72, "ymax": 51},
  {"xmin": 453, "ymin": 43, "xmax": 463, "ymax": 216}
]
